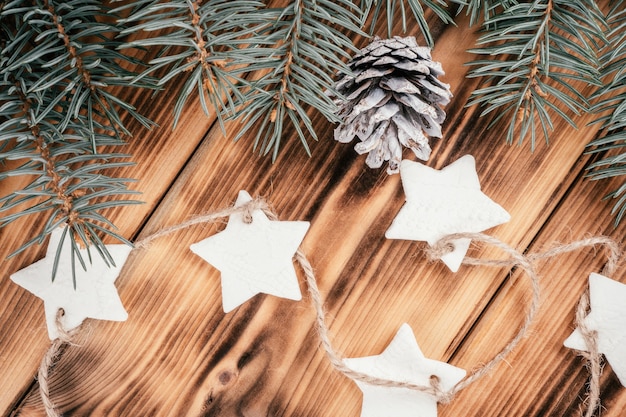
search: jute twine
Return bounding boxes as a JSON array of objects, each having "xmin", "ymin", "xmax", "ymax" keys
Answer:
[
  {"xmin": 565, "ymin": 237, "xmax": 619, "ymax": 417},
  {"xmin": 427, "ymin": 235, "xmax": 620, "ymax": 415},
  {"xmin": 38, "ymin": 197, "xmax": 621, "ymax": 416},
  {"xmin": 133, "ymin": 198, "xmax": 271, "ymax": 248},
  {"xmin": 38, "ymin": 308, "xmax": 79, "ymax": 417}
]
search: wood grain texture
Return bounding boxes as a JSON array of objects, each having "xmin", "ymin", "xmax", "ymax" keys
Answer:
[{"xmin": 2, "ymin": 2, "xmax": 626, "ymax": 416}]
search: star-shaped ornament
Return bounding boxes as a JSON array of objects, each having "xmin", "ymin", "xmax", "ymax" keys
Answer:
[
  {"xmin": 10, "ymin": 227, "xmax": 131, "ymax": 340},
  {"xmin": 385, "ymin": 156, "xmax": 510, "ymax": 272},
  {"xmin": 190, "ymin": 190, "xmax": 310, "ymax": 313},
  {"xmin": 564, "ymin": 273, "xmax": 626, "ymax": 386},
  {"xmin": 344, "ymin": 323, "xmax": 466, "ymax": 417}
]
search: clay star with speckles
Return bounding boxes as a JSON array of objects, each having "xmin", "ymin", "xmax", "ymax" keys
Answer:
[
  {"xmin": 11, "ymin": 227, "xmax": 131, "ymax": 340},
  {"xmin": 190, "ymin": 190, "xmax": 310, "ymax": 313},
  {"xmin": 386, "ymin": 156, "xmax": 510, "ymax": 272},
  {"xmin": 564, "ymin": 273, "xmax": 626, "ymax": 386},
  {"xmin": 344, "ymin": 323, "xmax": 466, "ymax": 417}
]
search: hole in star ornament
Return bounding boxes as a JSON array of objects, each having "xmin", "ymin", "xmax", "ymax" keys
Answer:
[
  {"xmin": 385, "ymin": 156, "xmax": 511, "ymax": 272},
  {"xmin": 190, "ymin": 190, "xmax": 310, "ymax": 313},
  {"xmin": 10, "ymin": 227, "xmax": 131, "ymax": 340}
]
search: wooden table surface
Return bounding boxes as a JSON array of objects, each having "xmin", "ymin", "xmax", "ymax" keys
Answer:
[{"xmin": 2, "ymin": 3, "xmax": 626, "ymax": 417}]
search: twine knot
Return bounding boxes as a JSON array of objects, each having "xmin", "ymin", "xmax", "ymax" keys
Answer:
[
  {"xmin": 430, "ymin": 375, "xmax": 454, "ymax": 404},
  {"xmin": 426, "ymin": 239, "xmax": 456, "ymax": 261},
  {"xmin": 242, "ymin": 198, "xmax": 274, "ymax": 223},
  {"xmin": 54, "ymin": 309, "xmax": 74, "ymax": 344},
  {"xmin": 242, "ymin": 209, "xmax": 254, "ymax": 224},
  {"xmin": 241, "ymin": 199, "xmax": 256, "ymax": 224}
]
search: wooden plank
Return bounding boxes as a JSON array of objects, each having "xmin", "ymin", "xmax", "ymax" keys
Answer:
[
  {"xmin": 6, "ymin": 3, "xmax": 626, "ymax": 417},
  {"xmin": 14, "ymin": 65, "xmax": 615, "ymax": 417}
]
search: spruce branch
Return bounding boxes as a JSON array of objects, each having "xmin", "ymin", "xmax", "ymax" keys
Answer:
[
  {"xmin": 359, "ymin": 0, "xmax": 459, "ymax": 47},
  {"xmin": 3, "ymin": 0, "xmax": 154, "ymax": 145},
  {"xmin": 1, "ymin": 0, "xmax": 151, "ymax": 284},
  {"xmin": 0, "ymin": 76, "xmax": 139, "ymax": 285},
  {"xmin": 456, "ymin": 0, "xmax": 519, "ymax": 27},
  {"xmin": 466, "ymin": 0, "xmax": 605, "ymax": 149},
  {"xmin": 229, "ymin": 0, "xmax": 363, "ymax": 160},
  {"xmin": 117, "ymin": 0, "xmax": 271, "ymax": 131},
  {"xmin": 587, "ymin": 1, "xmax": 626, "ymax": 226}
]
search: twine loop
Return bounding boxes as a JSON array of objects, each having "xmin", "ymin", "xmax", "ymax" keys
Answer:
[
  {"xmin": 54, "ymin": 309, "xmax": 74, "ymax": 344},
  {"xmin": 299, "ymin": 226, "xmax": 618, "ymax": 414},
  {"xmin": 430, "ymin": 375, "xmax": 454, "ymax": 404},
  {"xmin": 242, "ymin": 198, "xmax": 263, "ymax": 223}
]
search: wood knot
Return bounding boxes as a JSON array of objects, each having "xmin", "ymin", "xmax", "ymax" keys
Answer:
[{"xmin": 218, "ymin": 370, "xmax": 234, "ymax": 385}]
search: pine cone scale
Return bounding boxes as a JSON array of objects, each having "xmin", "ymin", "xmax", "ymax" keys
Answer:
[
  {"xmin": 380, "ymin": 77, "xmax": 421, "ymax": 95},
  {"xmin": 355, "ymin": 119, "xmax": 391, "ymax": 155},
  {"xmin": 394, "ymin": 93, "xmax": 438, "ymax": 119},
  {"xmin": 354, "ymin": 67, "xmax": 394, "ymax": 83},
  {"xmin": 349, "ymin": 88, "xmax": 388, "ymax": 117},
  {"xmin": 372, "ymin": 102, "xmax": 400, "ymax": 123},
  {"xmin": 345, "ymin": 79, "xmax": 373, "ymax": 101}
]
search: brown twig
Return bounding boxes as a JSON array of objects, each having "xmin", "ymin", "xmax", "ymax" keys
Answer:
[
  {"xmin": 12, "ymin": 79, "xmax": 80, "ymax": 229},
  {"xmin": 187, "ymin": 0, "xmax": 226, "ymax": 94},
  {"xmin": 44, "ymin": 0, "xmax": 94, "ymax": 92},
  {"xmin": 518, "ymin": 0, "xmax": 553, "ymax": 122}
]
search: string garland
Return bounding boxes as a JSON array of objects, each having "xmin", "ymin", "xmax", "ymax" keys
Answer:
[{"xmin": 35, "ymin": 197, "xmax": 622, "ymax": 417}]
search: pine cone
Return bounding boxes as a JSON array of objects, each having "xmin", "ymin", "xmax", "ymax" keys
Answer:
[{"xmin": 332, "ymin": 36, "xmax": 452, "ymax": 174}]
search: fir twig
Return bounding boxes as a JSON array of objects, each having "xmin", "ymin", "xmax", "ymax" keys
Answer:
[
  {"xmin": 456, "ymin": 0, "xmax": 518, "ymax": 28},
  {"xmin": 0, "ymin": 0, "xmax": 151, "ymax": 284},
  {"xmin": 229, "ymin": 0, "xmax": 363, "ymax": 160},
  {"xmin": 117, "ymin": 0, "xmax": 272, "ymax": 131},
  {"xmin": 466, "ymin": 0, "xmax": 605, "ymax": 149},
  {"xmin": 359, "ymin": 0, "xmax": 459, "ymax": 47},
  {"xmin": 587, "ymin": 1, "xmax": 626, "ymax": 226}
]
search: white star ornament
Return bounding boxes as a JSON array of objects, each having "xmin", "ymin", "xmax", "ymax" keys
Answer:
[
  {"xmin": 190, "ymin": 190, "xmax": 310, "ymax": 313},
  {"xmin": 385, "ymin": 156, "xmax": 511, "ymax": 272},
  {"xmin": 564, "ymin": 273, "xmax": 626, "ymax": 386},
  {"xmin": 343, "ymin": 323, "xmax": 466, "ymax": 417},
  {"xmin": 10, "ymin": 227, "xmax": 131, "ymax": 340}
]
